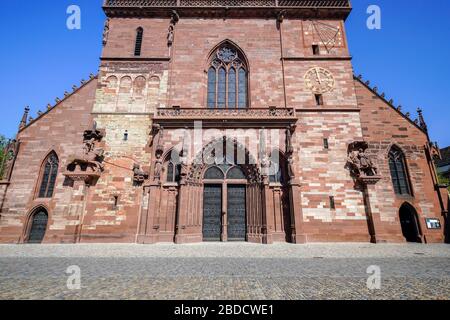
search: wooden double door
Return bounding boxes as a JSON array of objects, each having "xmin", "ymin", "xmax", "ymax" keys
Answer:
[{"xmin": 203, "ymin": 184, "xmax": 246, "ymax": 241}]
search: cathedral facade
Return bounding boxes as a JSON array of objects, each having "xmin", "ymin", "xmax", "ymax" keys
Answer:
[{"xmin": 0, "ymin": 0, "xmax": 448, "ymax": 244}]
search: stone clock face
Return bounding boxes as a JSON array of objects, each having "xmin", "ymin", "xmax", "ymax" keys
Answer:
[{"xmin": 304, "ymin": 67, "xmax": 335, "ymax": 94}]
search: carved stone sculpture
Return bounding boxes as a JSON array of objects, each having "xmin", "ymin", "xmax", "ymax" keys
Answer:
[
  {"xmin": 66, "ymin": 138, "xmax": 105, "ymax": 174},
  {"xmin": 260, "ymin": 153, "xmax": 270, "ymax": 178},
  {"xmin": 167, "ymin": 10, "xmax": 179, "ymax": 47},
  {"xmin": 167, "ymin": 25, "xmax": 174, "ymax": 46},
  {"xmin": 346, "ymin": 141, "xmax": 380, "ymax": 183},
  {"xmin": 102, "ymin": 18, "xmax": 110, "ymax": 46},
  {"xmin": 287, "ymin": 154, "xmax": 295, "ymax": 179},
  {"xmin": 133, "ymin": 164, "xmax": 149, "ymax": 184},
  {"xmin": 65, "ymin": 122, "xmax": 106, "ymax": 183},
  {"xmin": 153, "ymin": 152, "xmax": 163, "ymax": 181}
]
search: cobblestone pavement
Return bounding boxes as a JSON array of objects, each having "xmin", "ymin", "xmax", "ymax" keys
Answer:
[{"xmin": 0, "ymin": 243, "xmax": 449, "ymax": 300}]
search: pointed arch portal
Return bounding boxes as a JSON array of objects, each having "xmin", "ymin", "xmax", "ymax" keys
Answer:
[
  {"xmin": 203, "ymin": 165, "xmax": 247, "ymax": 242},
  {"xmin": 137, "ymin": 136, "xmax": 297, "ymax": 245}
]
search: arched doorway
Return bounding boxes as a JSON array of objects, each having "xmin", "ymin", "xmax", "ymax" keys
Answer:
[
  {"xmin": 203, "ymin": 165, "xmax": 248, "ymax": 242},
  {"xmin": 27, "ymin": 208, "xmax": 48, "ymax": 243},
  {"xmin": 399, "ymin": 203, "xmax": 422, "ymax": 243}
]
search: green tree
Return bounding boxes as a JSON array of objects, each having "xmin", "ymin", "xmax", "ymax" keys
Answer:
[
  {"xmin": 437, "ymin": 172, "xmax": 450, "ymax": 192},
  {"xmin": 0, "ymin": 135, "xmax": 7, "ymax": 179}
]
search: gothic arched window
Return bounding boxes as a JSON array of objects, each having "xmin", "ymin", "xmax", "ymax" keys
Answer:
[
  {"xmin": 38, "ymin": 152, "xmax": 59, "ymax": 198},
  {"xmin": 207, "ymin": 45, "xmax": 248, "ymax": 109},
  {"xmin": 204, "ymin": 166, "xmax": 225, "ymax": 180},
  {"xmin": 134, "ymin": 27, "xmax": 143, "ymax": 56},
  {"xmin": 167, "ymin": 161, "xmax": 181, "ymax": 183},
  {"xmin": 388, "ymin": 147, "xmax": 412, "ymax": 196},
  {"xmin": 226, "ymin": 166, "xmax": 246, "ymax": 180},
  {"xmin": 27, "ymin": 209, "xmax": 48, "ymax": 244}
]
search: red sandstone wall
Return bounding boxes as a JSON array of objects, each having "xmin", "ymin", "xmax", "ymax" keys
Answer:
[
  {"xmin": 169, "ymin": 18, "xmax": 285, "ymax": 108},
  {"xmin": 282, "ymin": 19, "xmax": 355, "ymax": 109},
  {"xmin": 103, "ymin": 18, "xmax": 169, "ymax": 58},
  {"xmin": 294, "ymin": 112, "xmax": 369, "ymax": 242},
  {"xmin": 81, "ymin": 113, "xmax": 153, "ymax": 243},
  {"xmin": 355, "ymin": 79, "xmax": 444, "ymax": 243},
  {"xmin": 102, "ymin": 17, "xmax": 352, "ymax": 109},
  {"xmin": 0, "ymin": 79, "xmax": 97, "ymax": 243}
]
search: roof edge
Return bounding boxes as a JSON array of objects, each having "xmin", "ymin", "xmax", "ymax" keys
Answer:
[
  {"xmin": 18, "ymin": 75, "xmax": 98, "ymax": 133},
  {"xmin": 353, "ymin": 74, "xmax": 428, "ymax": 136}
]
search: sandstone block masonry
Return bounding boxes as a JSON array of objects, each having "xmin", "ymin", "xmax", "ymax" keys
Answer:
[{"xmin": 0, "ymin": 1, "xmax": 446, "ymax": 244}]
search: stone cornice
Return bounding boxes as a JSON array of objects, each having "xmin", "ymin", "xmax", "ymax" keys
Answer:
[
  {"xmin": 103, "ymin": 0, "xmax": 352, "ymax": 20},
  {"xmin": 154, "ymin": 107, "xmax": 297, "ymax": 128},
  {"xmin": 282, "ymin": 56, "xmax": 352, "ymax": 61},
  {"xmin": 295, "ymin": 107, "xmax": 360, "ymax": 112},
  {"xmin": 100, "ymin": 57, "xmax": 171, "ymax": 62}
]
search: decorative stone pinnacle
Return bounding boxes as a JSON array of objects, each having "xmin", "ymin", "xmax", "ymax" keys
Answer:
[
  {"xmin": 417, "ymin": 107, "xmax": 428, "ymax": 131},
  {"xmin": 72, "ymin": 85, "xmax": 78, "ymax": 91},
  {"xmin": 19, "ymin": 106, "xmax": 30, "ymax": 128}
]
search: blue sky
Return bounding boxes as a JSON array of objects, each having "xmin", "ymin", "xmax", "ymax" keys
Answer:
[{"xmin": 0, "ymin": 0, "xmax": 449, "ymax": 146}]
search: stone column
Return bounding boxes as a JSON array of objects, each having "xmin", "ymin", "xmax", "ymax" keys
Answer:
[
  {"xmin": 137, "ymin": 180, "xmax": 161, "ymax": 244},
  {"xmin": 361, "ymin": 182, "xmax": 377, "ymax": 243},
  {"xmin": 221, "ymin": 183, "xmax": 227, "ymax": 242},
  {"xmin": 174, "ymin": 180, "xmax": 202, "ymax": 243},
  {"xmin": 73, "ymin": 179, "xmax": 89, "ymax": 243},
  {"xmin": 358, "ymin": 177, "xmax": 392, "ymax": 243},
  {"xmin": 62, "ymin": 174, "xmax": 92, "ymax": 243},
  {"xmin": 289, "ymin": 177, "xmax": 306, "ymax": 244},
  {"xmin": 261, "ymin": 177, "xmax": 274, "ymax": 244}
]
